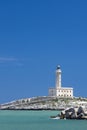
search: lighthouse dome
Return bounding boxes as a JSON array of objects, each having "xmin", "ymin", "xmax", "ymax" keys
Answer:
[
  {"xmin": 56, "ymin": 65, "xmax": 61, "ymax": 73},
  {"xmin": 57, "ymin": 65, "xmax": 60, "ymax": 70}
]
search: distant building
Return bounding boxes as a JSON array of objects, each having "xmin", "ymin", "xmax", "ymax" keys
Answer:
[{"xmin": 49, "ymin": 65, "xmax": 73, "ymax": 98}]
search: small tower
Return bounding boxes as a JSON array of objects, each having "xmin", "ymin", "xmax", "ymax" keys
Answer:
[{"xmin": 56, "ymin": 65, "xmax": 62, "ymax": 89}]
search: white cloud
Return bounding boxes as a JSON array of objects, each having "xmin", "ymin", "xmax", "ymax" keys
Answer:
[
  {"xmin": 0, "ymin": 57, "xmax": 24, "ymax": 67},
  {"xmin": 0, "ymin": 57, "xmax": 17, "ymax": 62}
]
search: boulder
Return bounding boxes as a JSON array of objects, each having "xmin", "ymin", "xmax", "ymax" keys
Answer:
[
  {"xmin": 77, "ymin": 106, "xmax": 84, "ymax": 115},
  {"xmin": 65, "ymin": 112, "xmax": 71, "ymax": 119},
  {"xmin": 59, "ymin": 106, "xmax": 87, "ymax": 120},
  {"xmin": 51, "ymin": 106, "xmax": 87, "ymax": 120},
  {"xmin": 77, "ymin": 112, "xmax": 84, "ymax": 119},
  {"xmin": 60, "ymin": 111, "xmax": 65, "ymax": 119},
  {"xmin": 71, "ymin": 112, "xmax": 77, "ymax": 119},
  {"xmin": 65, "ymin": 108, "xmax": 75, "ymax": 113}
]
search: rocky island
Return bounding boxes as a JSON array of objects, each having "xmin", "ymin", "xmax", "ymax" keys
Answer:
[{"xmin": 0, "ymin": 96, "xmax": 87, "ymax": 111}]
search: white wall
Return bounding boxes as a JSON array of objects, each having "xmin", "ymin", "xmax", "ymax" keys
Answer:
[{"xmin": 56, "ymin": 88, "xmax": 73, "ymax": 98}]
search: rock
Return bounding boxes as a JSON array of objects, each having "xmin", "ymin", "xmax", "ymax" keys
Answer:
[
  {"xmin": 65, "ymin": 108, "xmax": 75, "ymax": 113},
  {"xmin": 59, "ymin": 106, "xmax": 87, "ymax": 120},
  {"xmin": 77, "ymin": 106, "xmax": 84, "ymax": 115},
  {"xmin": 61, "ymin": 110, "xmax": 65, "ymax": 115},
  {"xmin": 65, "ymin": 108, "xmax": 76, "ymax": 119},
  {"xmin": 84, "ymin": 112, "xmax": 87, "ymax": 116},
  {"xmin": 60, "ymin": 111, "xmax": 65, "ymax": 119},
  {"xmin": 50, "ymin": 106, "xmax": 87, "ymax": 120},
  {"xmin": 65, "ymin": 112, "xmax": 71, "ymax": 119},
  {"xmin": 77, "ymin": 112, "xmax": 84, "ymax": 119},
  {"xmin": 71, "ymin": 112, "xmax": 77, "ymax": 119},
  {"xmin": 81, "ymin": 116, "xmax": 87, "ymax": 120}
]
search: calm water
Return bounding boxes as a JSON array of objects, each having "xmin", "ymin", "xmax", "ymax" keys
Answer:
[{"xmin": 0, "ymin": 110, "xmax": 87, "ymax": 130}]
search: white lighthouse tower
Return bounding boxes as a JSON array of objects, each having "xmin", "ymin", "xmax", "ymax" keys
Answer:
[
  {"xmin": 56, "ymin": 65, "xmax": 62, "ymax": 89},
  {"xmin": 49, "ymin": 65, "xmax": 73, "ymax": 98}
]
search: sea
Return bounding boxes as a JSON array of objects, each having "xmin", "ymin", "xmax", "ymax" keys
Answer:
[{"xmin": 0, "ymin": 110, "xmax": 87, "ymax": 130}]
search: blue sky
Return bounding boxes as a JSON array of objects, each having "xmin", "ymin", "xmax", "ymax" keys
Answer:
[{"xmin": 0, "ymin": 0, "xmax": 87, "ymax": 103}]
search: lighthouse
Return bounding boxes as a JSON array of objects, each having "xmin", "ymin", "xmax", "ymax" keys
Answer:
[
  {"xmin": 56, "ymin": 65, "xmax": 62, "ymax": 89},
  {"xmin": 48, "ymin": 65, "xmax": 73, "ymax": 98}
]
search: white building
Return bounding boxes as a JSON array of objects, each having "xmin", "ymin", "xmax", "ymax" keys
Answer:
[{"xmin": 49, "ymin": 65, "xmax": 73, "ymax": 98}]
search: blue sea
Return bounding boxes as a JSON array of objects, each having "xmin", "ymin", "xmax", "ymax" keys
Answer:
[{"xmin": 0, "ymin": 110, "xmax": 87, "ymax": 130}]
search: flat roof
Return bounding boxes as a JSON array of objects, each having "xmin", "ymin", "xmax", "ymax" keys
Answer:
[{"xmin": 49, "ymin": 87, "xmax": 73, "ymax": 90}]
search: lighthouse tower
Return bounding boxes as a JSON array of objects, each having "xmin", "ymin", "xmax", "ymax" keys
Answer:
[
  {"xmin": 56, "ymin": 65, "xmax": 62, "ymax": 89},
  {"xmin": 48, "ymin": 65, "xmax": 73, "ymax": 98}
]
